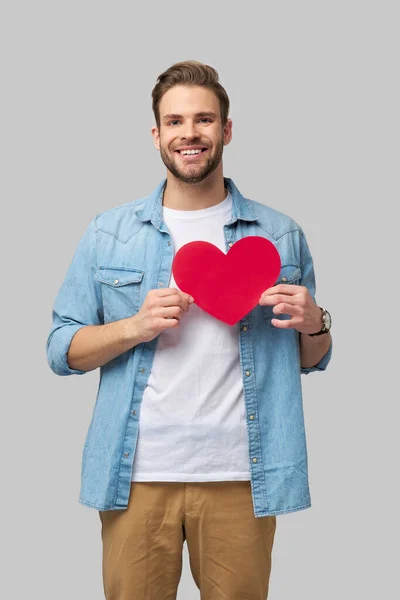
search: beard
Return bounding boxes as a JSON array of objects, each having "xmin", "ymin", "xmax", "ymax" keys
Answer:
[{"xmin": 159, "ymin": 135, "xmax": 224, "ymax": 184}]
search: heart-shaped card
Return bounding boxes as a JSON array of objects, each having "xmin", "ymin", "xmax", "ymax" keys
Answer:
[{"xmin": 172, "ymin": 236, "xmax": 281, "ymax": 325}]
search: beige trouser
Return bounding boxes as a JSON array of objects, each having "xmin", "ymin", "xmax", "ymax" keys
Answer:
[{"xmin": 99, "ymin": 481, "xmax": 276, "ymax": 600}]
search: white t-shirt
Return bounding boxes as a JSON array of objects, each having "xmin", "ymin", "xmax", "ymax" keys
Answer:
[{"xmin": 131, "ymin": 189, "xmax": 251, "ymax": 482}]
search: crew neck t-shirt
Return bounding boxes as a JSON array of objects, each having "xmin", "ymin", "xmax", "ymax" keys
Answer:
[{"xmin": 131, "ymin": 189, "xmax": 251, "ymax": 482}]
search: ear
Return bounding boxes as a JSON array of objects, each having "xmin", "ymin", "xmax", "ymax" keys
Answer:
[
  {"xmin": 223, "ymin": 118, "xmax": 233, "ymax": 146},
  {"xmin": 151, "ymin": 125, "xmax": 160, "ymax": 150}
]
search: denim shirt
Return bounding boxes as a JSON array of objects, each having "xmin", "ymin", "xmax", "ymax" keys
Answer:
[{"xmin": 46, "ymin": 177, "xmax": 332, "ymax": 517}]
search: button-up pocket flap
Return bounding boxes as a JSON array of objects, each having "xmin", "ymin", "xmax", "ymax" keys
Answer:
[
  {"xmin": 95, "ymin": 267, "xmax": 144, "ymax": 287},
  {"xmin": 275, "ymin": 265, "xmax": 301, "ymax": 285}
]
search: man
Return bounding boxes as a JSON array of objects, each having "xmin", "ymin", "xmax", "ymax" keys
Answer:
[{"xmin": 47, "ymin": 60, "xmax": 332, "ymax": 600}]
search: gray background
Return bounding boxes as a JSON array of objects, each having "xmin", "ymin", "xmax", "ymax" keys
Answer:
[{"xmin": 1, "ymin": 0, "xmax": 398, "ymax": 598}]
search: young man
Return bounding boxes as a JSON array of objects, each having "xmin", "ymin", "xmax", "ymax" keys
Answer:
[{"xmin": 47, "ymin": 60, "xmax": 332, "ymax": 600}]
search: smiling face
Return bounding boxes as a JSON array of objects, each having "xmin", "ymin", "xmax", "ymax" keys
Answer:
[{"xmin": 152, "ymin": 85, "xmax": 232, "ymax": 184}]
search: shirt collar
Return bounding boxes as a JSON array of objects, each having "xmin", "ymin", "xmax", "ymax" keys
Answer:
[{"xmin": 134, "ymin": 177, "xmax": 258, "ymax": 231}]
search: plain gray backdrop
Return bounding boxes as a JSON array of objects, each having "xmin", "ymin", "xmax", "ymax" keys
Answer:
[{"xmin": 1, "ymin": 1, "xmax": 398, "ymax": 598}]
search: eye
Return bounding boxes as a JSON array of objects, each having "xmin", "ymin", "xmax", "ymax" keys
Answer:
[{"xmin": 167, "ymin": 118, "xmax": 213, "ymax": 126}]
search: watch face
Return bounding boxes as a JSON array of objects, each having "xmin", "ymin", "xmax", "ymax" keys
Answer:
[{"xmin": 322, "ymin": 310, "xmax": 331, "ymax": 330}]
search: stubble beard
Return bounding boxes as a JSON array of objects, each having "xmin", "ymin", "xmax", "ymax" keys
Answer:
[{"xmin": 159, "ymin": 136, "xmax": 224, "ymax": 184}]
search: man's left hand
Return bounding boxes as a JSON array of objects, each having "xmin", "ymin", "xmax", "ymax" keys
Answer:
[{"xmin": 259, "ymin": 284, "xmax": 322, "ymax": 335}]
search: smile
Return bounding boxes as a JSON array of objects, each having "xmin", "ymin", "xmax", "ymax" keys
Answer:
[{"xmin": 175, "ymin": 148, "xmax": 208, "ymax": 159}]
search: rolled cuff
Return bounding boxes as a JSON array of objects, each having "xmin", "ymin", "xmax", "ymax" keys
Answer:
[
  {"xmin": 301, "ymin": 338, "xmax": 333, "ymax": 375},
  {"xmin": 47, "ymin": 324, "xmax": 87, "ymax": 376}
]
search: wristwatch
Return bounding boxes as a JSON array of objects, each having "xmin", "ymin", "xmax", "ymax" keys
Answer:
[{"xmin": 308, "ymin": 307, "xmax": 332, "ymax": 336}]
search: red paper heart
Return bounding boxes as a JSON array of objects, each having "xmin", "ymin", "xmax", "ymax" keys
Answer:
[{"xmin": 172, "ymin": 236, "xmax": 281, "ymax": 325}]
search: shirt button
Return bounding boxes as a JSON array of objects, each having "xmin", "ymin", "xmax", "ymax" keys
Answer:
[
  {"xmin": 158, "ymin": 282, "xmax": 164, "ymax": 287},
  {"xmin": 139, "ymin": 368, "xmax": 145, "ymax": 374},
  {"xmin": 123, "ymin": 452, "xmax": 129, "ymax": 458},
  {"xmin": 245, "ymin": 370, "xmax": 251, "ymax": 377},
  {"xmin": 131, "ymin": 410, "xmax": 137, "ymax": 416},
  {"xmin": 281, "ymin": 277, "xmax": 287, "ymax": 282},
  {"xmin": 114, "ymin": 279, "xmax": 119, "ymax": 285},
  {"xmin": 252, "ymin": 458, "xmax": 258, "ymax": 463},
  {"xmin": 242, "ymin": 326, "xmax": 248, "ymax": 332},
  {"xmin": 228, "ymin": 242, "xmax": 233, "ymax": 248},
  {"xmin": 249, "ymin": 415, "xmax": 255, "ymax": 420}
]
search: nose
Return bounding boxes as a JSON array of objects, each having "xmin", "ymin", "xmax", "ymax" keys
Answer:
[{"xmin": 181, "ymin": 119, "xmax": 200, "ymax": 141}]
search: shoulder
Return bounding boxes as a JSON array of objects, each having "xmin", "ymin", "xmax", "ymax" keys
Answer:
[
  {"xmin": 244, "ymin": 196, "xmax": 304, "ymax": 241},
  {"xmin": 91, "ymin": 196, "xmax": 149, "ymax": 243},
  {"xmin": 242, "ymin": 196, "xmax": 314, "ymax": 271}
]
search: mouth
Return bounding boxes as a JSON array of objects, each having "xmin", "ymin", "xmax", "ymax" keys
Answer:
[{"xmin": 175, "ymin": 148, "xmax": 209, "ymax": 161}]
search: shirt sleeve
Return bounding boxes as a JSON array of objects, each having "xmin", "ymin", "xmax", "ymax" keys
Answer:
[
  {"xmin": 298, "ymin": 229, "xmax": 333, "ymax": 375},
  {"xmin": 46, "ymin": 217, "xmax": 104, "ymax": 376}
]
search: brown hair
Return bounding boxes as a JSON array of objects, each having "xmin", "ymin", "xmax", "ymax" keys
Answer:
[{"xmin": 152, "ymin": 60, "xmax": 230, "ymax": 129}]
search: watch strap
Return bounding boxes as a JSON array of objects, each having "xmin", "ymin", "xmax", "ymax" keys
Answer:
[{"xmin": 308, "ymin": 307, "xmax": 331, "ymax": 336}]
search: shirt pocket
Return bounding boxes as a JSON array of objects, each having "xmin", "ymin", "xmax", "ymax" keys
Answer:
[
  {"xmin": 94, "ymin": 266, "xmax": 145, "ymax": 323},
  {"xmin": 262, "ymin": 264, "xmax": 302, "ymax": 328}
]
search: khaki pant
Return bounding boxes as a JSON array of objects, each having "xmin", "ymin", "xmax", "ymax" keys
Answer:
[{"xmin": 99, "ymin": 481, "xmax": 276, "ymax": 600}]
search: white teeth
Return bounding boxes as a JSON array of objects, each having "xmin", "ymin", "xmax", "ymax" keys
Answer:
[{"xmin": 180, "ymin": 149, "xmax": 203, "ymax": 155}]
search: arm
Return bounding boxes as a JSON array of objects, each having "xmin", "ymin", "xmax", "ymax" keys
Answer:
[
  {"xmin": 300, "ymin": 330, "xmax": 332, "ymax": 369},
  {"xmin": 298, "ymin": 230, "xmax": 332, "ymax": 373},
  {"xmin": 68, "ymin": 287, "xmax": 195, "ymax": 371},
  {"xmin": 46, "ymin": 216, "xmax": 122, "ymax": 376},
  {"xmin": 46, "ymin": 219, "xmax": 192, "ymax": 374},
  {"xmin": 66, "ymin": 318, "xmax": 141, "ymax": 372},
  {"xmin": 259, "ymin": 229, "xmax": 332, "ymax": 374}
]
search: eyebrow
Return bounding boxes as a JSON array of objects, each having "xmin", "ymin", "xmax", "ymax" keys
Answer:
[{"xmin": 162, "ymin": 111, "xmax": 218, "ymax": 123}]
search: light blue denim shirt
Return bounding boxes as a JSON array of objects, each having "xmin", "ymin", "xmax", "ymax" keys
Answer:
[{"xmin": 46, "ymin": 177, "xmax": 332, "ymax": 517}]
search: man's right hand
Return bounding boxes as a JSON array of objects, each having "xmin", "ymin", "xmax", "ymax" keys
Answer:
[
  {"xmin": 66, "ymin": 288, "xmax": 195, "ymax": 372},
  {"xmin": 131, "ymin": 288, "xmax": 195, "ymax": 344}
]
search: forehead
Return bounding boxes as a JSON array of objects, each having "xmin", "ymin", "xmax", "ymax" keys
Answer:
[{"xmin": 159, "ymin": 85, "xmax": 220, "ymax": 119}]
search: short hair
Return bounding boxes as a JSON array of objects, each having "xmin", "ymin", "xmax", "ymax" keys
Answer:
[{"xmin": 152, "ymin": 60, "xmax": 230, "ymax": 129}]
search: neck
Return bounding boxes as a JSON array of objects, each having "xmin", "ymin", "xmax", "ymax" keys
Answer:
[{"xmin": 162, "ymin": 165, "xmax": 227, "ymax": 211}]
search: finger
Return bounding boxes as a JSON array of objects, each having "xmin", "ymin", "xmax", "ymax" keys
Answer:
[
  {"xmin": 271, "ymin": 317, "xmax": 298, "ymax": 329},
  {"xmin": 260, "ymin": 294, "xmax": 303, "ymax": 306},
  {"xmin": 157, "ymin": 293, "xmax": 191, "ymax": 312},
  {"xmin": 272, "ymin": 303, "xmax": 302, "ymax": 317},
  {"xmin": 177, "ymin": 294, "xmax": 193, "ymax": 312},
  {"xmin": 164, "ymin": 318, "xmax": 180, "ymax": 328},
  {"xmin": 154, "ymin": 287, "xmax": 194, "ymax": 303},
  {"xmin": 180, "ymin": 290, "xmax": 195, "ymax": 304},
  {"xmin": 158, "ymin": 306, "xmax": 184, "ymax": 320},
  {"xmin": 261, "ymin": 284, "xmax": 302, "ymax": 297},
  {"xmin": 152, "ymin": 287, "xmax": 178, "ymax": 297}
]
